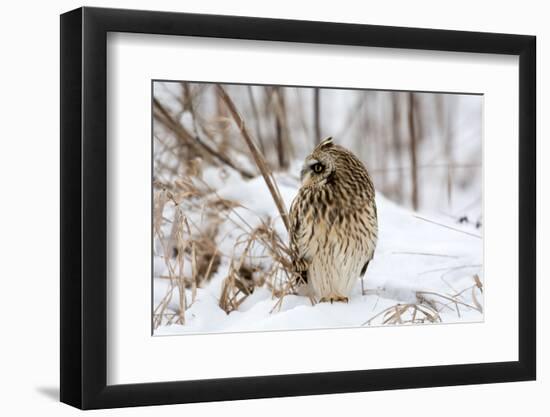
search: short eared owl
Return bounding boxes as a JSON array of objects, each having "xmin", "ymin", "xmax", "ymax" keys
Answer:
[{"xmin": 289, "ymin": 137, "xmax": 378, "ymax": 302}]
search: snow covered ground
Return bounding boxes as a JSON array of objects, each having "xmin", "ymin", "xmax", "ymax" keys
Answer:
[{"xmin": 153, "ymin": 165, "xmax": 483, "ymax": 336}]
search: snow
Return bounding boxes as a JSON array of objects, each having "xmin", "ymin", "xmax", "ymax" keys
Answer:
[{"xmin": 153, "ymin": 165, "xmax": 483, "ymax": 336}]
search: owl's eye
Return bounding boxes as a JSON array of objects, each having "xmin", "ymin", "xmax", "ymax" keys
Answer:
[{"xmin": 311, "ymin": 163, "xmax": 324, "ymax": 173}]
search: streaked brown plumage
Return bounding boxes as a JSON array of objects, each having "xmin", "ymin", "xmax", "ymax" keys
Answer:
[{"xmin": 289, "ymin": 137, "xmax": 378, "ymax": 302}]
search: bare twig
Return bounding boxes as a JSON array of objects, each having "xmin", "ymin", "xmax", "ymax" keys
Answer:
[
  {"xmin": 246, "ymin": 86, "xmax": 266, "ymax": 154},
  {"xmin": 418, "ymin": 264, "xmax": 482, "ymax": 277},
  {"xmin": 271, "ymin": 87, "xmax": 292, "ymax": 169},
  {"xmin": 416, "ymin": 290, "xmax": 482, "ymax": 312},
  {"xmin": 413, "ymin": 215, "xmax": 482, "ymax": 238},
  {"xmin": 408, "ymin": 92, "xmax": 419, "ymax": 210},
  {"xmin": 153, "ymin": 97, "xmax": 255, "ymax": 179},
  {"xmin": 216, "ymin": 84, "xmax": 290, "ymax": 232},
  {"xmin": 313, "ymin": 88, "xmax": 321, "ymax": 145},
  {"xmin": 392, "ymin": 251, "xmax": 459, "ymax": 258}
]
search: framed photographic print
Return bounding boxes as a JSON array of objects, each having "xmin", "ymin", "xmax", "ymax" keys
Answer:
[{"xmin": 60, "ymin": 6, "xmax": 536, "ymax": 410}]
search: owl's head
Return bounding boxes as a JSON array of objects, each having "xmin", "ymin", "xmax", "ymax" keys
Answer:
[{"xmin": 300, "ymin": 137, "xmax": 337, "ymax": 187}]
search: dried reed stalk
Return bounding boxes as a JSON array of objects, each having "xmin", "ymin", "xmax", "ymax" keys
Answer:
[
  {"xmin": 362, "ymin": 302, "xmax": 441, "ymax": 326},
  {"xmin": 407, "ymin": 92, "xmax": 419, "ymax": 210},
  {"xmin": 153, "ymin": 97, "xmax": 255, "ymax": 179},
  {"xmin": 153, "ymin": 175, "xmax": 229, "ymax": 328},
  {"xmin": 246, "ymin": 86, "xmax": 266, "ymax": 154},
  {"xmin": 216, "ymin": 84, "xmax": 290, "ymax": 232}
]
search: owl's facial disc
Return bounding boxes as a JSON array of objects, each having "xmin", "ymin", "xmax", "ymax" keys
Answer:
[{"xmin": 301, "ymin": 158, "xmax": 332, "ymax": 187}]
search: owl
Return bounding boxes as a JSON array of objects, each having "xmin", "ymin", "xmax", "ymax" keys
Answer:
[{"xmin": 289, "ymin": 137, "xmax": 378, "ymax": 303}]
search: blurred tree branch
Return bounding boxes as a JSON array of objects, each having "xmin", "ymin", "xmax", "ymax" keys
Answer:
[
  {"xmin": 216, "ymin": 84, "xmax": 290, "ymax": 232},
  {"xmin": 153, "ymin": 97, "xmax": 255, "ymax": 179}
]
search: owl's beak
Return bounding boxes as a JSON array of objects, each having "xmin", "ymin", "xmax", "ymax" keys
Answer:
[
  {"xmin": 300, "ymin": 167, "xmax": 307, "ymax": 182},
  {"xmin": 300, "ymin": 168, "xmax": 312, "ymax": 186},
  {"xmin": 300, "ymin": 161, "xmax": 314, "ymax": 186}
]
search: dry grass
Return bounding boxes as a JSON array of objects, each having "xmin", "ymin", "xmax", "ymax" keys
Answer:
[
  {"xmin": 217, "ymin": 217, "xmax": 302, "ymax": 315},
  {"xmin": 153, "ymin": 176, "xmax": 226, "ymax": 329},
  {"xmin": 363, "ymin": 303, "xmax": 442, "ymax": 326},
  {"xmin": 153, "ymin": 166, "xmax": 301, "ymax": 327},
  {"xmin": 362, "ymin": 274, "xmax": 483, "ymax": 326}
]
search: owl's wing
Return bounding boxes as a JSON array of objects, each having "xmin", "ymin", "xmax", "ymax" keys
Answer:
[
  {"xmin": 289, "ymin": 196, "xmax": 310, "ymax": 283},
  {"xmin": 360, "ymin": 260, "xmax": 370, "ymax": 277}
]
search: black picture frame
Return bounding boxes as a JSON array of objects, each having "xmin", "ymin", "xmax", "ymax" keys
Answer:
[{"xmin": 60, "ymin": 6, "xmax": 536, "ymax": 410}]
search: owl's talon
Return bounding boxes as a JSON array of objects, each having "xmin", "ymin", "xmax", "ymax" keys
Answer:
[{"xmin": 319, "ymin": 296, "xmax": 349, "ymax": 304}]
